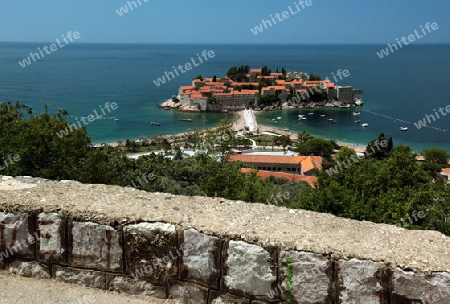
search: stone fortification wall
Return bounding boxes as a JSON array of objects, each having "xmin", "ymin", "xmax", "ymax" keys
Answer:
[{"xmin": 0, "ymin": 176, "xmax": 449, "ymax": 303}]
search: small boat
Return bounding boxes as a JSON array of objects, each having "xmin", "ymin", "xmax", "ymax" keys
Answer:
[
  {"xmin": 331, "ymin": 119, "xmax": 337, "ymax": 123},
  {"xmin": 283, "ymin": 127, "xmax": 289, "ymax": 131},
  {"xmin": 308, "ymin": 112, "xmax": 314, "ymax": 115},
  {"xmin": 327, "ymin": 118, "xmax": 334, "ymax": 121},
  {"xmin": 320, "ymin": 114, "xmax": 326, "ymax": 117},
  {"xmin": 277, "ymin": 116, "xmax": 282, "ymax": 120},
  {"xmin": 354, "ymin": 98, "xmax": 363, "ymax": 106},
  {"xmin": 150, "ymin": 122, "xmax": 160, "ymax": 126},
  {"xmin": 115, "ymin": 118, "xmax": 120, "ymax": 121},
  {"xmin": 353, "ymin": 112, "xmax": 361, "ymax": 116},
  {"xmin": 355, "ymin": 120, "xmax": 361, "ymax": 123},
  {"xmin": 179, "ymin": 118, "xmax": 192, "ymax": 122},
  {"xmin": 400, "ymin": 127, "xmax": 408, "ymax": 131},
  {"xmin": 361, "ymin": 123, "xmax": 369, "ymax": 127}
]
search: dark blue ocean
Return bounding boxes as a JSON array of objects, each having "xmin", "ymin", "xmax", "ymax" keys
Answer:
[{"xmin": 0, "ymin": 43, "xmax": 449, "ymax": 151}]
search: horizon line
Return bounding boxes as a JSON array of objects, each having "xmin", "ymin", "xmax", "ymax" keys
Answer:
[{"xmin": 1, "ymin": 41, "xmax": 450, "ymax": 46}]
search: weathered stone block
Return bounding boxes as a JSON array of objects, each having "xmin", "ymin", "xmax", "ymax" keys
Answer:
[
  {"xmin": 37, "ymin": 212, "xmax": 65, "ymax": 263},
  {"xmin": 169, "ymin": 281, "xmax": 208, "ymax": 304},
  {"xmin": 107, "ymin": 275, "xmax": 166, "ymax": 298},
  {"xmin": 70, "ymin": 221, "xmax": 122, "ymax": 272},
  {"xmin": 279, "ymin": 251, "xmax": 330, "ymax": 303},
  {"xmin": 7, "ymin": 260, "xmax": 51, "ymax": 279},
  {"xmin": 53, "ymin": 265, "xmax": 107, "ymax": 289},
  {"xmin": 208, "ymin": 290, "xmax": 250, "ymax": 304},
  {"xmin": 393, "ymin": 268, "xmax": 450, "ymax": 304},
  {"xmin": 0, "ymin": 212, "xmax": 34, "ymax": 258},
  {"xmin": 180, "ymin": 228, "xmax": 221, "ymax": 288},
  {"xmin": 223, "ymin": 240, "xmax": 276, "ymax": 296},
  {"xmin": 338, "ymin": 258, "xmax": 384, "ymax": 304},
  {"xmin": 124, "ymin": 222, "xmax": 178, "ymax": 283}
]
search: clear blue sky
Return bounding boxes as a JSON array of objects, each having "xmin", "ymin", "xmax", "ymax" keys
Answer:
[{"xmin": 1, "ymin": 0, "xmax": 449, "ymax": 44}]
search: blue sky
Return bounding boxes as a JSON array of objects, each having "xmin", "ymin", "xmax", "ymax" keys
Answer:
[{"xmin": 1, "ymin": 0, "xmax": 449, "ymax": 44}]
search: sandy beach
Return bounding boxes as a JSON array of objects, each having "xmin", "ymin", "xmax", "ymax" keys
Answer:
[
  {"xmin": 96, "ymin": 110, "xmax": 366, "ymax": 154},
  {"xmin": 232, "ymin": 110, "xmax": 365, "ymax": 153}
]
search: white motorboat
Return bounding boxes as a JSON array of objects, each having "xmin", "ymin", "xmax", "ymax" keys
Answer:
[
  {"xmin": 400, "ymin": 127, "xmax": 408, "ymax": 131},
  {"xmin": 361, "ymin": 123, "xmax": 369, "ymax": 127},
  {"xmin": 353, "ymin": 112, "xmax": 361, "ymax": 116},
  {"xmin": 298, "ymin": 115, "xmax": 307, "ymax": 120},
  {"xmin": 283, "ymin": 127, "xmax": 289, "ymax": 131},
  {"xmin": 277, "ymin": 117, "xmax": 282, "ymax": 120}
]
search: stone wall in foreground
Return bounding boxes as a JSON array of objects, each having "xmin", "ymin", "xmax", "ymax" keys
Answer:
[{"xmin": 0, "ymin": 177, "xmax": 449, "ymax": 303}]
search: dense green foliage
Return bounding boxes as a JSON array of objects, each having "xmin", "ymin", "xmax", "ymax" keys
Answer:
[
  {"xmin": 0, "ymin": 102, "xmax": 308, "ymax": 204},
  {"xmin": 293, "ymin": 145, "xmax": 450, "ymax": 235},
  {"xmin": 295, "ymin": 137, "xmax": 335, "ymax": 160},
  {"xmin": 421, "ymin": 147, "xmax": 449, "ymax": 164},
  {"xmin": 1, "ymin": 102, "xmax": 449, "ymax": 236}
]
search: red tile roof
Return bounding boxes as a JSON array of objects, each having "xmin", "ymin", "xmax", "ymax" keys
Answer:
[
  {"xmin": 240, "ymin": 168, "xmax": 318, "ymax": 187},
  {"xmin": 228, "ymin": 154, "xmax": 322, "ymax": 171}
]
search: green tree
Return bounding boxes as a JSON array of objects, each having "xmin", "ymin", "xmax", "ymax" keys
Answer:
[
  {"xmin": 335, "ymin": 146, "xmax": 357, "ymax": 163},
  {"xmin": 309, "ymin": 74, "xmax": 321, "ymax": 81},
  {"xmin": 298, "ymin": 131, "xmax": 311, "ymax": 144},
  {"xmin": 274, "ymin": 135, "xmax": 292, "ymax": 148},
  {"xmin": 296, "ymin": 137, "xmax": 334, "ymax": 159},
  {"xmin": 421, "ymin": 148, "xmax": 449, "ymax": 164},
  {"xmin": 0, "ymin": 102, "xmax": 91, "ymax": 180},
  {"xmin": 226, "ymin": 67, "xmax": 238, "ymax": 79}
]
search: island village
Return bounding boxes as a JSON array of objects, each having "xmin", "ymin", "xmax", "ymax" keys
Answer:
[
  {"xmin": 146, "ymin": 67, "xmax": 364, "ymax": 189},
  {"xmin": 160, "ymin": 66, "xmax": 363, "ymax": 112}
]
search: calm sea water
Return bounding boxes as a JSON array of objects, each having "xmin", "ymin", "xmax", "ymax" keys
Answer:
[{"xmin": 0, "ymin": 43, "xmax": 449, "ymax": 151}]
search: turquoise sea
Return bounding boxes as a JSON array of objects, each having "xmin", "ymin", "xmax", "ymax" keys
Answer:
[{"xmin": 0, "ymin": 43, "xmax": 449, "ymax": 151}]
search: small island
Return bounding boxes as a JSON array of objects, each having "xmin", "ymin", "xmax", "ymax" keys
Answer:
[{"xmin": 160, "ymin": 65, "xmax": 363, "ymax": 112}]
